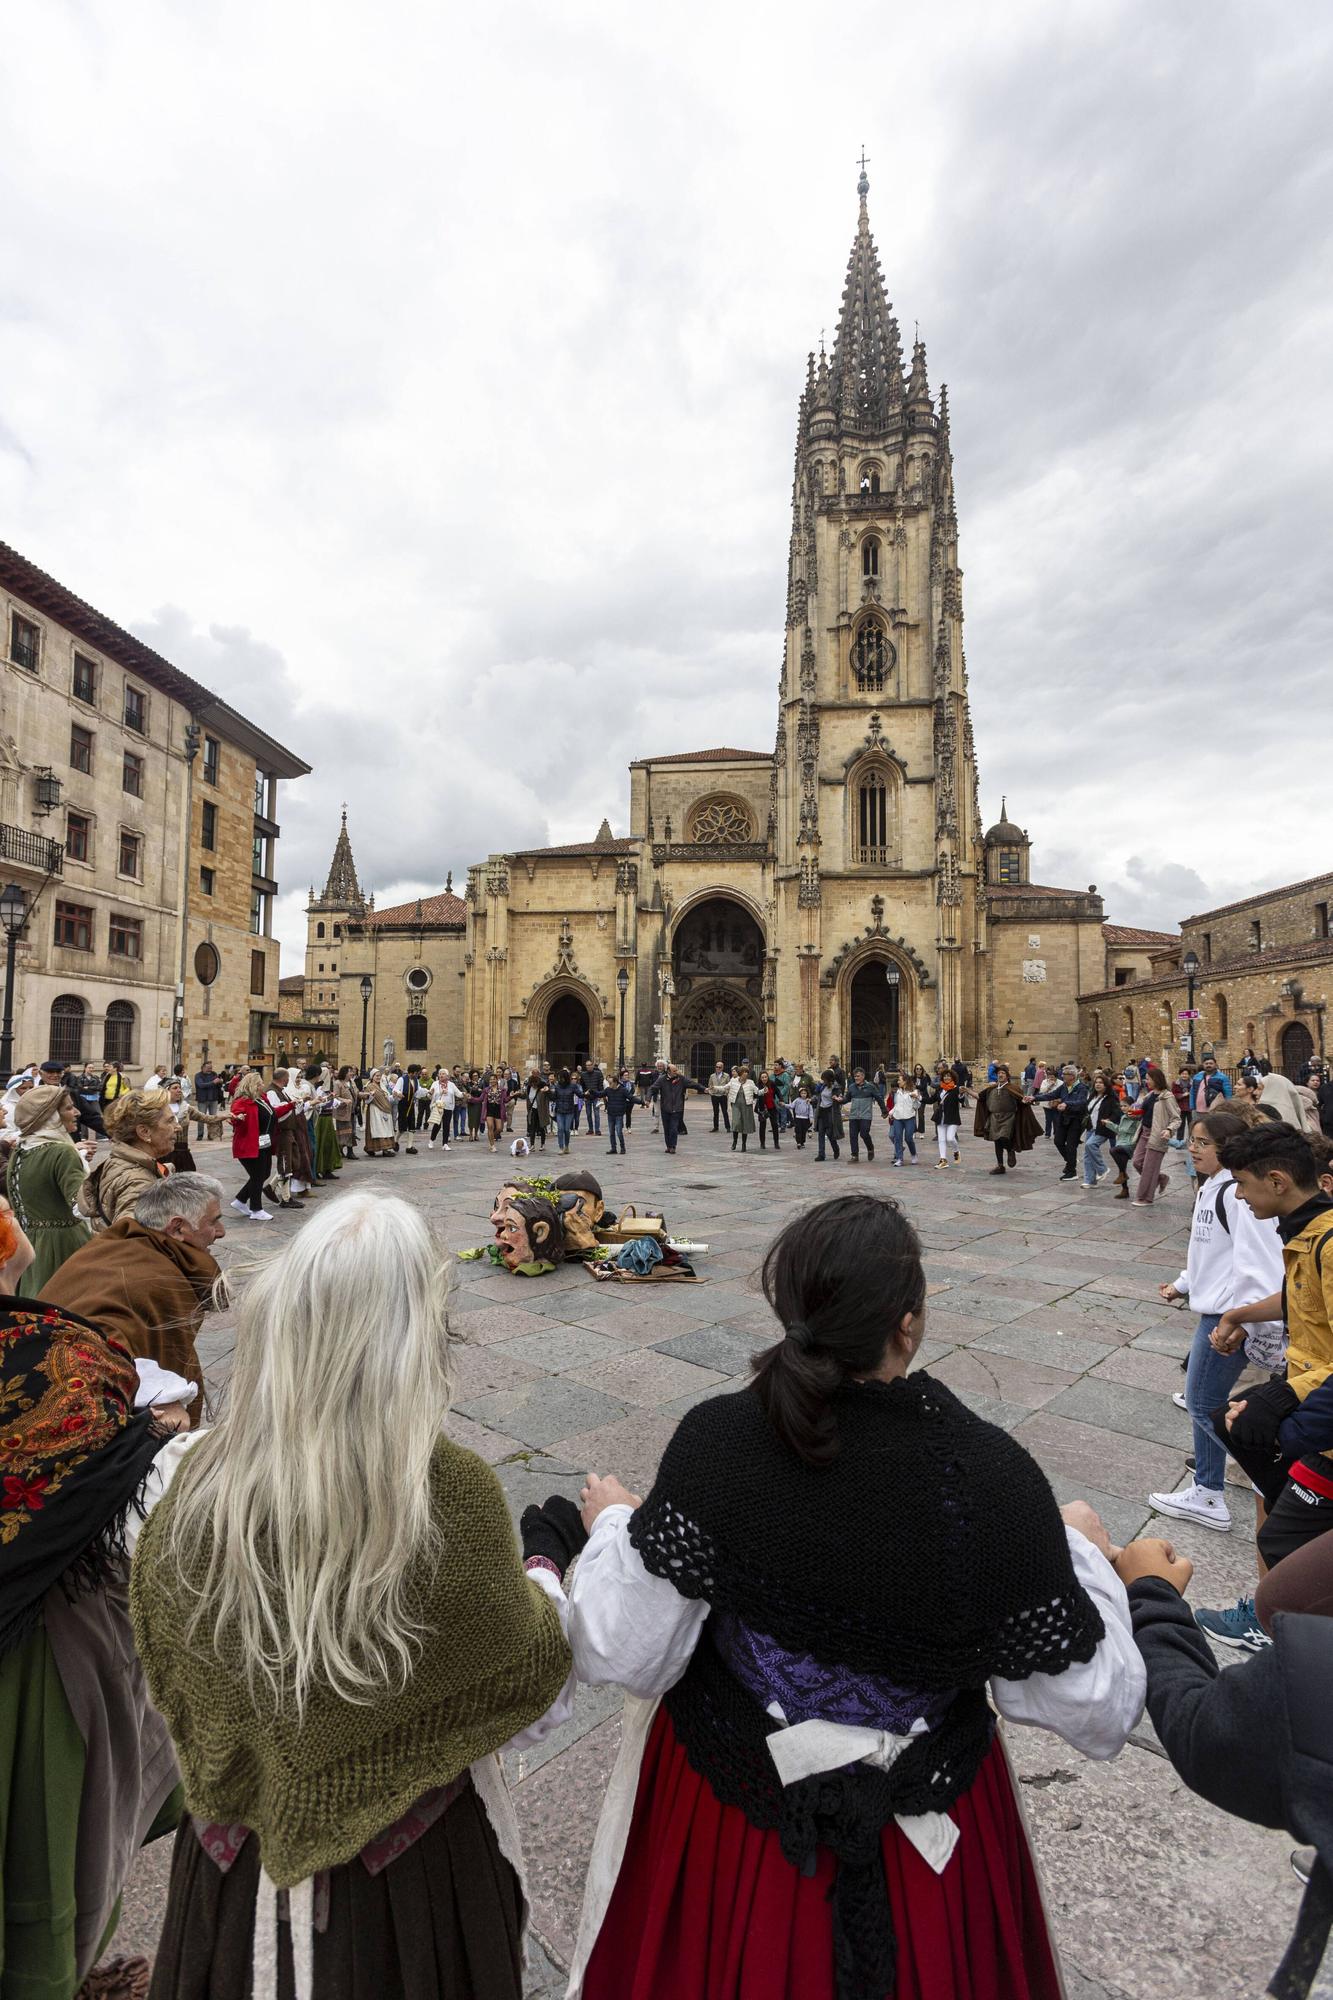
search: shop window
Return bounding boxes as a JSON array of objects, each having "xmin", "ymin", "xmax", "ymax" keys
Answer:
[{"xmin": 103, "ymin": 1000, "xmax": 135, "ymax": 1064}]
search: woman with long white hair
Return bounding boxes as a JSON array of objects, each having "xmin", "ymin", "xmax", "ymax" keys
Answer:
[{"xmin": 130, "ymin": 1189, "xmax": 573, "ymax": 1998}]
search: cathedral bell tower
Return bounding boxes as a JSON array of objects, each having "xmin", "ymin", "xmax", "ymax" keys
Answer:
[
  {"xmin": 770, "ymin": 163, "xmax": 983, "ymax": 1065},
  {"xmin": 304, "ymin": 810, "xmax": 367, "ymax": 1035}
]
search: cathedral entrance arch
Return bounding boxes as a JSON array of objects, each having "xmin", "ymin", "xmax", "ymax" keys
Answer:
[
  {"xmin": 670, "ymin": 895, "xmax": 767, "ymax": 1077},
  {"xmin": 673, "ymin": 984, "xmax": 764, "ymax": 1080},
  {"xmin": 544, "ymin": 992, "xmax": 592, "ymax": 1074}
]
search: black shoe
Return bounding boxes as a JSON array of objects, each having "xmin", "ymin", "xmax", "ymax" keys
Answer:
[
  {"xmin": 989, "ymin": 1166, "xmax": 1006, "ymax": 1175},
  {"xmin": 1059, "ymin": 1173, "xmax": 1076, "ymax": 1181}
]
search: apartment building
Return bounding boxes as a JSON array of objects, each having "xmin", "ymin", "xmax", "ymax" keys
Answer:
[{"xmin": 0, "ymin": 541, "xmax": 309, "ymax": 1074}]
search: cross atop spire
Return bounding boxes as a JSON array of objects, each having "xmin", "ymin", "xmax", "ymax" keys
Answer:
[{"xmin": 857, "ymin": 147, "xmax": 870, "ymax": 200}]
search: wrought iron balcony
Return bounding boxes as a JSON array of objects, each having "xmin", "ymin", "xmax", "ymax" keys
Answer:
[{"xmin": 0, "ymin": 824, "xmax": 64, "ymax": 875}]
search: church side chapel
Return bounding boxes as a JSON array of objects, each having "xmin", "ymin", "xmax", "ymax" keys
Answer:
[{"xmin": 461, "ymin": 167, "xmax": 1102, "ymax": 1072}]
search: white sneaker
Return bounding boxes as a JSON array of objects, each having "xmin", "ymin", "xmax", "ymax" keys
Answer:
[
  {"xmin": 442, "ymin": 1144, "xmax": 450, "ymax": 1151},
  {"xmin": 1172, "ymin": 1390, "xmax": 1188, "ymax": 1410},
  {"xmin": 1148, "ymin": 1481, "xmax": 1231, "ymax": 1532},
  {"xmin": 427, "ymin": 1142, "xmax": 434, "ymax": 1150},
  {"xmin": 248, "ymin": 1208, "xmax": 274, "ymax": 1223},
  {"xmin": 231, "ymin": 1198, "xmax": 250, "ymax": 1214}
]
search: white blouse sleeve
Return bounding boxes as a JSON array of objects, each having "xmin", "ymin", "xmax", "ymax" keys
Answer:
[
  {"xmin": 124, "ymin": 1427, "xmax": 210, "ymax": 1556},
  {"xmin": 502, "ymin": 1563, "xmax": 579, "ymax": 1752},
  {"xmin": 990, "ymin": 1527, "xmax": 1145, "ymax": 1759},
  {"xmin": 567, "ymin": 1503, "xmax": 710, "ymax": 1699}
]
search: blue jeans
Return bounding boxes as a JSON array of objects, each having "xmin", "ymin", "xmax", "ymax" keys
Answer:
[
  {"xmin": 607, "ymin": 1112, "xmax": 625, "ymax": 1153},
  {"xmin": 555, "ymin": 1112, "xmax": 573, "ymax": 1150},
  {"xmin": 589, "ymin": 1098, "xmax": 603, "ymax": 1133},
  {"xmin": 1185, "ymin": 1312, "xmax": 1248, "ymax": 1492},
  {"xmin": 891, "ymin": 1117, "xmax": 916, "ymax": 1163},
  {"xmin": 1082, "ymin": 1131, "xmax": 1107, "ymax": 1185}
]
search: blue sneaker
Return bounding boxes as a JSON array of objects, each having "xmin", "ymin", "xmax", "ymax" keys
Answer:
[{"xmin": 1193, "ymin": 1596, "xmax": 1272, "ymax": 1652}]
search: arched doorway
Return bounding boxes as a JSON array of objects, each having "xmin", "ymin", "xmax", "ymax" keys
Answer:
[
  {"xmin": 673, "ymin": 984, "xmax": 764, "ymax": 1080},
  {"xmin": 671, "ymin": 896, "xmax": 766, "ymax": 1075},
  {"xmin": 1281, "ymin": 1020, "xmax": 1315, "ymax": 1079},
  {"xmin": 848, "ymin": 961, "xmax": 900, "ymax": 1072},
  {"xmin": 546, "ymin": 993, "xmax": 591, "ymax": 1075}
]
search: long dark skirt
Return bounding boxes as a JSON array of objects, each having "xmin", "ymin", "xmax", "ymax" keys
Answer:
[{"xmin": 149, "ymin": 1779, "xmax": 523, "ymax": 2000}]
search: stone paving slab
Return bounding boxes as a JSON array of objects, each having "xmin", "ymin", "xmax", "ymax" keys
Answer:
[
  {"xmin": 562, "ymin": 1347, "xmax": 727, "ymax": 1408},
  {"xmin": 455, "ymin": 1376, "xmax": 630, "ymax": 1448},
  {"xmin": 932, "ymin": 1345, "xmax": 1081, "ymax": 1411},
  {"xmin": 1044, "ymin": 1376, "xmax": 1195, "ymax": 1451},
  {"xmin": 972, "ymin": 1323, "xmax": 1119, "ymax": 1375}
]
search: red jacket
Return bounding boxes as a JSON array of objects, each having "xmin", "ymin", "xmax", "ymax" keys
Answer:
[{"xmin": 230, "ymin": 1097, "xmax": 271, "ymax": 1161}]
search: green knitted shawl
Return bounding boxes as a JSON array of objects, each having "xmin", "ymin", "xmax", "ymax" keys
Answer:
[{"xmin": 129, "ymin": 1436, "xmax": 570, "ymax": 1886}]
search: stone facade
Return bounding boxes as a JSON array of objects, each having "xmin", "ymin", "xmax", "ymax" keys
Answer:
[
  {"xmin": 1078, "ymin": 871, "xmax": 1333, "ymax": 1075},
  {"xmin": 459, "ymin": 177, "xmax": 1103, "ymax": 1075},
  {"xmin": 335, "ymin": 891, "xmax": 467, "ymax": 1073},
  {"xmin": 0, "ymin": 541, "xmax": 307, "ymax": 1075}
]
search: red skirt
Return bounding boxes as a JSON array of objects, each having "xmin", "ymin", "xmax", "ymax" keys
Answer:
[{"xmin": 582, "ymin": 1708, "xmax": 1061, "ymax": 2000}]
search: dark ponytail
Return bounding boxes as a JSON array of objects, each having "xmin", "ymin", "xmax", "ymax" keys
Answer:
[{"xmin": 750, "ymin": 1194, "xmax": 927, "ymax": 1467}]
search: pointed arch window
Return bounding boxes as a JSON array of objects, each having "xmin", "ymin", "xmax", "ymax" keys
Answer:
[
  {"xmin": 852, "ymin": 618, "xmax": 891, "ymax": 692},
  {"xmin": 861, "ymin": 536, "xmax": 880, "ymax": 579},
  {"xmin": 858, "ymin": 463, "xmax": 882, "ymax": 495}
]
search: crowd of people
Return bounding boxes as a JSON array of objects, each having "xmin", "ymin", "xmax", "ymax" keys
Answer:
[
  {"xmin": 0, "ymin": 1149, "xmax": 1328, "ymax": 1999},
  {"xmin": 4, "ymin": 1038, "xmax": 1333, "ymax": 1991}
]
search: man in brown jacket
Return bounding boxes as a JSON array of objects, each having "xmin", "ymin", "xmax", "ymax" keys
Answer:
[{"xmin": 40, "ymin": 1172, "xmax": 225, "ymax": 1428}]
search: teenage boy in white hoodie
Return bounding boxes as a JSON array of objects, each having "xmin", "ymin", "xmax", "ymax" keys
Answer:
[{"xmin": 1147, "ymin": 1106, "xmax": 1283, "ymax": 1540}]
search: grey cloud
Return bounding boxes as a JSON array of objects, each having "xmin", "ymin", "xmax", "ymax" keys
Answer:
[{"xmin": 3, "ymin": 0, "xmax": 1330, "ymax": 973}]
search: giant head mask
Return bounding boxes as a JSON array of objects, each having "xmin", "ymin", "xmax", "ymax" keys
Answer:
[{"xmin": 495, "ymin": 1195, "xmax": 566, "ymax": 1271}]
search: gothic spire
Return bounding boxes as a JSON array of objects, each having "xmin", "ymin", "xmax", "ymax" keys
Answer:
[
  {"xmin": 316, "ymin": 808, "xmax": 365, "ymax": 912},
  {"xmin": 906, "ymin": 332, "xmax": 931, "ymax": 408},
  {"xmin": 829, "ymin": 166, "xmax": 903, "ymax": 431}
]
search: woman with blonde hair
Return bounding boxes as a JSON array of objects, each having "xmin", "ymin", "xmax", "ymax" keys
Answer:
[
  {"xmin": 227, "ymin": 1071, "xmax": 276, "ymax": 1220},
  {"xmin": 4, "ymin": 1085, "xmax": 92, "ymax": 1292},
  {"xmin": 130, "ymin": 1189, "xmax": 573, "ymax": 1997},
  {"xmin": 80, "ymin": 1087, "xmax": 175, "ymax": 1228}
]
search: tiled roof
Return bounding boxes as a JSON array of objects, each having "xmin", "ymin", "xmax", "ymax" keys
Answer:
[
  {"xmin": 1078, "ymin": 937, "xmax": 1333, "ymax": 1002},
  {"xmin": 278, "ymin": 974, "xmax": 305, "ymax": 992},
  {"xmin": 510, "ymin": 838, "xmax": 637, "ymax": 859},
  {"xmin": 630, "ymin": 747, "xmax": 771, "ymax": 766},
  {"xmin": 1180, "ymin": 871, "xmax": 1333, "ymax": 926},
  {"xmin": 1103, "ymin": 923, "xmax": 1180, "ymax": 947},
  {"xmin": 366, "ymin": 891, "xmax": 467, "ymax": 928}
]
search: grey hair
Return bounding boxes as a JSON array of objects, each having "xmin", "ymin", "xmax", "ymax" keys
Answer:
[
  {"xmin": 133, "ymin": 1172, "xmax": 225, "ymax": 1230},
  {"xmin": 161, "ymin": 1188, "xmax": 455, "ymax": 1717}
]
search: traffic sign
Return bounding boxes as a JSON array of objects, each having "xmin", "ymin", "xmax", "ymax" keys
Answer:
[{"xmin": 1177, "ymin": 1009, "xmax": 1200, "ymax": 1020}]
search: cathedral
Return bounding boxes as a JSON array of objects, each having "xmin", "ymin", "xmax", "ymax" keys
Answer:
[{"xmin": 305, "ymin": 172, "xmax": 1109, "ymax": 1077}]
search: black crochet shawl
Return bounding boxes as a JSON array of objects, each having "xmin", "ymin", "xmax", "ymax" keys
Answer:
[{"xmin": 629, "ymin": 1372, "xmax": 1104, "ymax": 2000}]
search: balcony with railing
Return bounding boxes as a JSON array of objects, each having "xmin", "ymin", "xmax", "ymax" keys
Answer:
[{"xmin": 0, "ymin": 825, "xmax": 64, "ymax": 875}]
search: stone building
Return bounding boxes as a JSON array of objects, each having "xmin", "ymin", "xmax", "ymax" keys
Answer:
[
  {"xmin": 1077, "ymin": 870, "xmax": 1332, "ymax": 1075},
  {"xmin": 288, "ymin": 817, "xmax": 468, "ymax": 1073},
  {"xmin": 461, "ymin": 173, "xmax": 1104, "ymax": 1075},
  {"xmin": 0, "ymin": 541, "xmax": 308, "ymax": 1074}
]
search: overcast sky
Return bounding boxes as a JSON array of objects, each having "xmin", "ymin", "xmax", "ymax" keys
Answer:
[{"xmin": 4, "ymin": 1, "xmax": 1331, "ymax": 968}]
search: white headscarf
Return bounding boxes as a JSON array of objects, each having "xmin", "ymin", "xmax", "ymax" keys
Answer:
[{"xmin": 1257, "ymin": 1072, "xmax": 1309, "ymax": 1132}]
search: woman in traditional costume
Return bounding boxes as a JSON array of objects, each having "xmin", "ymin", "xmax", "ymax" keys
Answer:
[
  {"xmin": 558, "ymin": 1192, "xmax": 1145, "ymax": 2000},
  {"xmin": 0, "ymin": 1234, "xmax": 191, "ymax": 1996},
  {"xmin": 363, "ymin": 1068, "xmax": 398, "ymax": 1156},
  {"xmin": 309, "ymin": 1065, "xmax": 343, "ymax": 1181},
  {"xmin": 332, "ymin": 1065, "xmax": 360, "ymax": 1158},
  {"xmin": 129, "ymin": 1190, "xmax": 573, "ymax": 1998},
  {"xmin": 5, "ymin": 1084, "xmax": 94, "ymax": 1294}
]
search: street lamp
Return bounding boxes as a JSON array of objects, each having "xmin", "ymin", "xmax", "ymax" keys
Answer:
[
  {"xmin": 616, "ymin": 965, "xmax": 629, "ymax": 1072},
  {"xmin": 1182, "ymin": 949, "xmax": 1201, "ymax": 1066},
  {"xmin": 885, "ymin": 963, "xmax": 901, "ymax": 1071},
  {"xmin": 359, "ymin": 975, "xmax": 373, "ymax": 1078},
  {"xmin": 0, "ymin": 882, "xmax": 27, "ymax": 1080}
]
